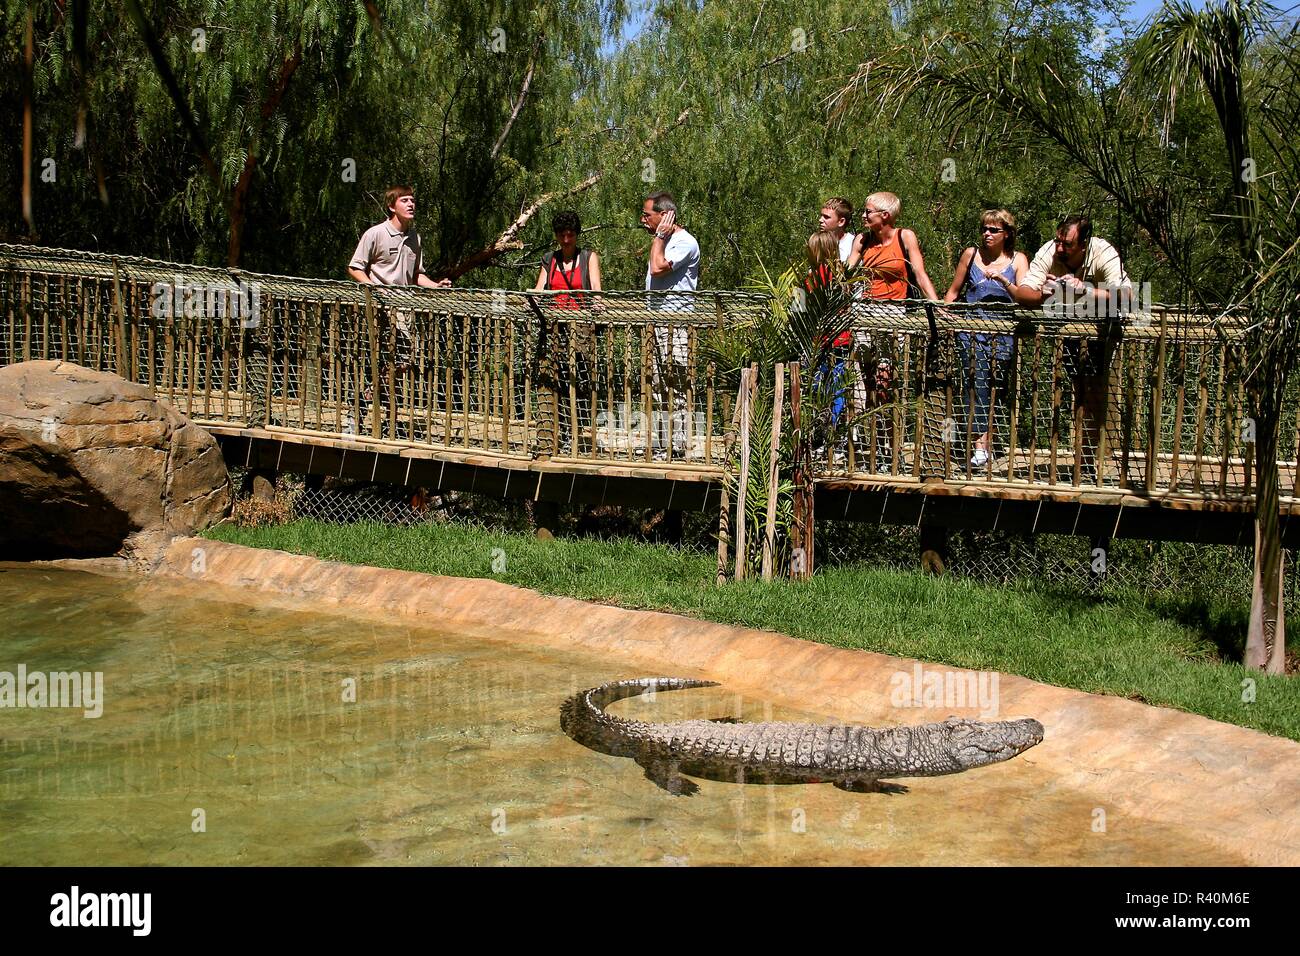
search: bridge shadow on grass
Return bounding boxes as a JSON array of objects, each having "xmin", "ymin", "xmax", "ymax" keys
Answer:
[{"xmin": 1025, "ymin": 581, "xmax": 1249, "ymax": 665}]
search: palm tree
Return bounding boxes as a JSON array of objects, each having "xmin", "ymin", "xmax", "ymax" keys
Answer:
[
  {"xmin": 830, "ymin": 0, "xmax": 1298, "ymax": 671},
  {"xmin": 705, "ymin": 262, "xmax": 874, "ymax": 578}
]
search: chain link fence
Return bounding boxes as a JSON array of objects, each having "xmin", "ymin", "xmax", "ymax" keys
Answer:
[{"xmin": 229, "ymin": 467, "xmax": 1294, "ymax": 608}]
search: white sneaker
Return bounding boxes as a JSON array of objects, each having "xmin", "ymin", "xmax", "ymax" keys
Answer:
[{"xmin": 970, "ymin": 448, "xmax": 990, "ymax": 468}]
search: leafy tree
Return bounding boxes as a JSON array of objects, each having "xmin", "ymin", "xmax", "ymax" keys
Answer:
[{"xmin": 830, "ymin": 0, "xmax": 1298, "ymax": 671}]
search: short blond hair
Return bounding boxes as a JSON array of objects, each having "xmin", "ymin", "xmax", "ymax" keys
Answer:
[
  {"xmin": 865, "ymin": 191, "xmax": 901, "ymax": 221},
  {"xmin": 822, "ymin": 197, "xmax": 853, "ymax": 224}
]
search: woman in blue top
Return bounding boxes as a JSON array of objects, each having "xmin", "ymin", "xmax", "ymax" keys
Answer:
[{"xmin": 943, "ymin": 209, "xmax": 1029, "ymax": 469}]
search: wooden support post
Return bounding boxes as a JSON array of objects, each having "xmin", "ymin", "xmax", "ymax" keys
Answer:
[
  {"xmin": 761, "ymin": 362, "xmax": 784, "ymax": 581},
  {"xmin": 734, "ymin": 366, "xmax": 754, "ymax": 581}
]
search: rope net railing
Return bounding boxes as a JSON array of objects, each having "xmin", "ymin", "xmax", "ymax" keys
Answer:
[
  {"xmin": 813, "ymin": 298, "xmax": 1285, "ymax": 500},
  {"xmin": 1, "ymin": 242, "xmax": 1289, "ymax": 502}
]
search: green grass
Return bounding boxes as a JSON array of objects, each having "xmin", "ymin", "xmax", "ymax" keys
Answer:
[{"xmin": 203, "ymin": 519, "xmax": 1300, "ymax": 741}]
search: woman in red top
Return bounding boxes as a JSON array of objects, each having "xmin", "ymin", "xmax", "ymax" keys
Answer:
[{"xmin": 532, "ymin": 210, "xmax": 603, "ymax": 305}]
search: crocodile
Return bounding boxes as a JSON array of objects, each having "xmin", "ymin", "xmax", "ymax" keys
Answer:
[{"xmin": 560, "ymin": 677, "xmax": 1044, "ymax": 795}]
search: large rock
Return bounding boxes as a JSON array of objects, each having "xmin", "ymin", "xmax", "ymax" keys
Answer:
[{"xmin": 0, "ymin": 360, "xmax": 231, "ymax": 563}]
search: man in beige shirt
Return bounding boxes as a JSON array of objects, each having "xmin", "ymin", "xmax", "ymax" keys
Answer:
[
  {"xmin": 1008, "ymin": 214, "xmax": 1131, "ymax": 316},
  {"xmin": 1006, "ymin": 215, "xmax": 1133, "ymax": 483},
  {"xmin": 345, "ymin": 186, "xmax": 450, "ymax": 437},
  {"xmin": 348, "ymin": 186, "xmax": 451, "ymax": 288}
]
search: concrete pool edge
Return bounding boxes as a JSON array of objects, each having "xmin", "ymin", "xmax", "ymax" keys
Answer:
[{"xmin": 99, "ymin": 537, "xmax": 1300, "ymax": 864}]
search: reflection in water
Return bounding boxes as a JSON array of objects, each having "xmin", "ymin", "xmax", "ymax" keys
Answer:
[{"xmin": 0, "ymin": 567, "xmax": 1243, "ymax": 866}]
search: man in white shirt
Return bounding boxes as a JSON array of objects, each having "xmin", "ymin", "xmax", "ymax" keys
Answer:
[
  {"xmin": 641, "ymin": 191, "xmax": 701, "ymax": 455},
  {"xmin": 1011, "ymin": 215, "xmax": 1133, "ymax": 481}
]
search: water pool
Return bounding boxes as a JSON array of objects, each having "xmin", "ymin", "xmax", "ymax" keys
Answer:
[{"xmin": 0, "ymin": 566, "xmax": 1245, "ymax": 865}]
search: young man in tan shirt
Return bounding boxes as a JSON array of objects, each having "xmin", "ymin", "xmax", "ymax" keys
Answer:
[{"xmin": 348, "ymin": 186, "xmax": 452, "ymax": 288}]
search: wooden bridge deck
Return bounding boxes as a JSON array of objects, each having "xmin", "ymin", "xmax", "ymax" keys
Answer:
[{"xmin": 5, "ymin": 241, "xmax": 1300, "ymax": 547}]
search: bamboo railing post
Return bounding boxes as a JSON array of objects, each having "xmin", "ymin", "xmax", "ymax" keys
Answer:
[
  {"xmin": 365, "ymin": 286, "xmax": 380, "ymax": 438},
  {"xmin": 716, "ymin": 370, "xmax": 747, "ymax": 587},
  {"xmin": 505, "ymin": 312, "xmax": 517, "ymax": 452},
  {"xmin": 1120, "ymin": 340, "xmax": 1138, "ymax": 488},
  {"xmin": 1169, "ymin": 339, "xmax": 1187, "ymax": 491},
  {"xmin": 705, "ymin": 361, "xmax": 715, "ymax": 465},
  {"xmin": 1072, "ymin": 341, "xmax": 1086, "ymax": 487},
  {"xmin": 1027, "ymin": 332, "xmax": 1042, "ymax": 482},
  {"xmin": 52, "ymin": 274, "xmax": 61, "ymax": 362},
  {"xmin": 111, "ymin": 259, "xmax": 127, "ymax": 380},
  {"xmin": 1218, "ymin": 347, "xmax": 1233, "ymax": 496},
  {"xmin": 641, "ymin": 324, "xmax": 652, "ymax": 462},
  {"xmin": 761, "ymin": 362, "xmax": 785, "ymax": 582},
  {"xmin": 23, "ymin": 272, "xmax": 33, "ymax": 364},
  {"xmin": 735, "ymin": 366, "xmax": 754, "ymax": 581},
  {"xmin": 145, "ymin": 282, "xmax": 156, "ymax": 391},
  {"xmin": 524, "ymin": 294, "xmax": 557, "ymax": 457},
  {"xmin": 1146, "ymin": 313, "xmax": 1168, "ymax": 492},
  {"xmin": 790, "ymin": 362, "xmax": 813, "ymax": 580},
  {"xmin": 1193, "ymin": 343, "xmax": 1210, "ymax": 492},
  {"xmin": 567, "ymin": 314, "xmax": 578, "ymax": 455},
  {"xmin": 1048, "ymin": 335, "xmax": 1063, "ymax": 485},
  {"xmin": 444, "ymin": 310, "xmax": 455, "ymax": 448},
  {"xmin": 261, "ymin": 294, "xmax": 275, "ymax": 427}
]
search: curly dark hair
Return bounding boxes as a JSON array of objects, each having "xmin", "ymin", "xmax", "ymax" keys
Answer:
[{"xmin": 551, "ymin": 210, "xmax": 582, "ymax": 235}]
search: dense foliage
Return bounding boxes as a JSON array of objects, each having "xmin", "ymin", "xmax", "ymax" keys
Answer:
[{"xmin": 4, "ymin": 0, "xmax": 1183, "ymax": 293}]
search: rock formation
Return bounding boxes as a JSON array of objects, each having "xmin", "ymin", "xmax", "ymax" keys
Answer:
[{"xmin": 0, "ymin": 360, "xmax": 231, "ymax": 563}]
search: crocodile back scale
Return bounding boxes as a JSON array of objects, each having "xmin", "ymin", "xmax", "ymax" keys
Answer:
[{"xmin": 560, "ymin": 677, "xmax": 1044, "ymax": 795}]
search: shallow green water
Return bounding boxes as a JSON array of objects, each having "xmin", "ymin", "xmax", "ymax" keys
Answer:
[{"xmin": 0, "ymin": 566, "xmax": 1245, "ymax": 865}]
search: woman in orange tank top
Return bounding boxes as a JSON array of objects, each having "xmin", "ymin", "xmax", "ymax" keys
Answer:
[
  {"xmin": 844, "ymin": 192, "xmax": 939, "ymax": 472},
  {"xmin": 845, "ymin": 192, "xmax": 938, "ymax": 301}
]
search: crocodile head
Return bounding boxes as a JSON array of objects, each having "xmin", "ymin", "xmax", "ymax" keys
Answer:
[{"xmin": 941, "ymin": 716, "xmax": 1044, "ymax": 770}]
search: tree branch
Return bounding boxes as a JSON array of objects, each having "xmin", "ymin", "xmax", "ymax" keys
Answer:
[
  {"xmin": 439, "ymin": 108, "xmax": 692, "ymax": 280},
  {"xmin": 227, "ymin": 43, "xmax": 303, "ymax": 266},
  {"xmin": 491, "ymin": 31, "xmax": 545, "ymax": 161}
]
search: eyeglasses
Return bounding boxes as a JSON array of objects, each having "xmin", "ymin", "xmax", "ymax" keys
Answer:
[
  {"xmin": 980, "ymin": 226, "xmax": 1004, "ymax": 233},
  {"xmin": 863, "ymin": 209, "xmax": 882, "ymax": 218}
]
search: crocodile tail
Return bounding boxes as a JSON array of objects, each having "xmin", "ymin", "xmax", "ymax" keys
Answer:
[
  {"xmin": 562, "ymin": 677, "xmax": 720, "ymax": 735},
  {"xmin": 586, "ymin": 677, "xmax": 720, "ymax": 716}
]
